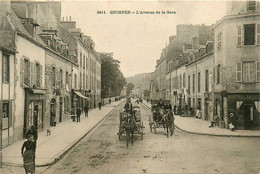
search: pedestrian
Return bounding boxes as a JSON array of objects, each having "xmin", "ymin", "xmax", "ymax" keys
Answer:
[
  {"xmin": 76, "ymin": 106, "xmax": 81, "ymax": 122},
  {"xmin": 26, "ymin": 125, "xmax": 38, "ymax": 152},
  {"xmin": 195, "ymin": 107, "xmax": 201, "ymax": 118},
  {"xmin": 21, "ymin": 134, "xmax": 36, "ymax": 174},
  {"xmin": 109, "ymin": 98, "xmax": 111, "ymax": 104},
  {"xmin": 98, "ymin": 101, "xmax": 102, "ymax": 110},
  {"xmin": 84, "ymin": 105, "xmax": 89, "ymax": 117},
  {"xmin": 228, "ymin": 113, "xmax": 238, "ymax": 131}
]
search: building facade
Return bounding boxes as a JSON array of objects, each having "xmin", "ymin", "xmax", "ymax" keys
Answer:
[{"xmin": 213, "ymin": 1, "xmax": 260, "ymax": 129}]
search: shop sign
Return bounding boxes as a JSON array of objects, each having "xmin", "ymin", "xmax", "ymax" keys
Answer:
[{"xmin": 228, "ymin": 94, "xmax": 260, "ymax": 101}]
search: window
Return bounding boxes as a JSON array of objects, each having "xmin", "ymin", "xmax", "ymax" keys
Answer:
[
  {"xmin": 52, "ymin": 67, "xmax": 56, "ymax": 88},
  {"xmin": 243, "ymin": 61, "xmax": 255, "ymax": 82},
  {"xmin": 183, "ymin": 73, "xmax": 186, "ymax": 88},
  {"xmin": 80, "ymin": 53, "xmax": 82, "ymax": 68},
  {"xmin": 217, "ymin": 32, "xmax": 222, "ymax": 50},
  {"xmin": 179, "ymin": 75, "xmax": 182, "ymax": 89},
  {"xmin": 244, "ymin": 24, "xmax": 255, "ymax": 45},
  {"xmin": 83, "ymin": 55, "xmax": 85, "ymax": 69},
  {"xmin": 237, "ymin": 26, "xmax": 242, "ymax": 46},
  {"xmin": 24, "ymin": 59, "xmax": 30, "ymax": 86},
  {"xmin": 74, "ymin": 74, "xmax": 77, "ymax": 89},
  {"xmin": 192, "ymin": 74, "xmax": 195, "ymax": 93},
  {"xmin": 205, "ymin": 70, "xmax": 209, "ymax": 91},
  {"xmin": 198, "ymin": 72, "xmax": 200, "ymax": 93},
  {"xmin": 257, "ymin": 24, "xmax": 260, "ymax": 45},
  {"xmin": 188, "ymin": 75, "xmax": 190, "ymax": 92},
  {"xmin": 60, "ymin": 69, "xmax": 63, "ymax": 89},
  {"xmin": 2, "ymin": 54, "xmax": 9, "ymax": 83},
  {"xmin": 236, "ymin": 62, "xmax": 242, "ymax": 82},
  {"xmin": 66, "ymin": 72, "xmax": 69, "ymax": 85},
  {"xmin": 80, "ymin": 73, "xmax": 82, "ymax": 89},
  {"xmin": 36, "ymin": 63, "xmax": 41, "ymax": 87},
  {"xmin": 217, "ymin": 65, "xmax": 221, "ymax": 84},
  {"xmin": 83, "ymin": 74, "xmax": 85, "ymax": 89},
  {"xmin": 257, "ymin": 62, "xmax": 260, "ymax": 82},
  {"xmin": 247, "ymin": 1, "xmax": 256, "ymax": 11}
]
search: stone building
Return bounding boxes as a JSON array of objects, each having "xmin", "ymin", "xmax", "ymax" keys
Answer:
[
  {"xmin": 185, "ymin": 42, "xmax": 214, "ymax": 120},
  {"xmin": 212, "ymin": 1, "xmax": 260, "ymax": 129},
  {"xmin": 0, "ymin": 45, "xmax": 16, "ymax": 147}
]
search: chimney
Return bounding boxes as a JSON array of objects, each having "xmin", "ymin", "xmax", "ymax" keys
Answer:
[
  {"xmin": 62, "ymin": 17, "xmax": 64, "ymax": 21},
  {"xmin": 206, "ymin": 41, "xmax": 214, "ymax": 53},
  {"xmin": 192, "ymin": 36, "xmax": 199, "ymax": 50},
  {"xmin": 66, "ymin": 16, "xmax": 68, "ymax": 21},
  {"xmin": 69, "ymin": 16, "xmax": 71, "ymax": 21}
]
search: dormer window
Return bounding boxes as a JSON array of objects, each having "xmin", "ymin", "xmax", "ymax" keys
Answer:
[{"xmin": 247, "ymin": 1, "xmax": 256, "ymax": 11}]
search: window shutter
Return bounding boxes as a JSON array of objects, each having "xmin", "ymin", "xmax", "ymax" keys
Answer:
[
  {"xmin": 8, "ymin": 101, "xmax": 12, "ymax": 127},
  {"xmin": 256, "ymin": 24, "xmax": 260, "ymax": 45},
  {"xmin": 220, "ymin": 65, "xmax": 223, "ymax": 84},
  {"xmin": 30, "ymin": 61, "xmax": 33, "ymax": 87},
  {"xmin": 0, "ymin": 101, "xmax": 2, "ymax": 128},
  {"xmin": 40, "ymin": 64, "xmax": 43, "ymax": 88},
  {"xmin": 257, "ymin": 61, "xmax": 260, "ymax": 82},
  {"xmin": 20, "ymin": 58, "xmax": 24, "ymax": 86},
  {"xmin": 237, "ymin": 26, "xmax": 242, "ymax": 46},
  {"xmin": 33, "ymin": 62, "xmax": 36, "ymax": 87},
  {"xmin": 56, "ymin": 68, "xmax": 60, "ymax": 88},
  {"xmin": 236, "ymin": 62, "xmax": 242, "ymax": 82}
]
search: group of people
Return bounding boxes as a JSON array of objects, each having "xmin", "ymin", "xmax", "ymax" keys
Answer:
[
  {"xmin": 21, "ymin": 125, "xmax": 38, "ymax": 174},
  {"xmin": 209, "ymin": 112, "xmax": 239, "ymax": 131}
]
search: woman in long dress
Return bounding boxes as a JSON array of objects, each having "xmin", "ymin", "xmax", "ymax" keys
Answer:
[{"xmin": 21, "ymin": 134, "xmax": 36, "ymax": 174}]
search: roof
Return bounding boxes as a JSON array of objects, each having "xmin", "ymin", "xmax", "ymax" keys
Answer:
[{"xmin": 9, "ymin": 9, "xmax": 47, "ymax": 48}]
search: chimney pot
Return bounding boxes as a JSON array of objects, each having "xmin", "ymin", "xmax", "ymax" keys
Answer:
[
  {"xmin": 66, "ymin": 16, "xmax": 68, "ymax": 21},
  {"xmin": 69, "ymin": 16, "xmax": 71, "ymax": 21}
]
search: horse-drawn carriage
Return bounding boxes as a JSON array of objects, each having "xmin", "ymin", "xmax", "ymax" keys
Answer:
[
  {"xmin": 149, "ymin": 100, "xmax": 175, "ymax": 137},
  {"xmin": 118, "ymin": 106, "xmax": 144, "ymax": 146}
]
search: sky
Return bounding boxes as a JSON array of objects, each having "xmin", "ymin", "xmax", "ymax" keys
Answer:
[{"xmin": 61, "ymin": 0, "xmax": 227, "ymax": 78}]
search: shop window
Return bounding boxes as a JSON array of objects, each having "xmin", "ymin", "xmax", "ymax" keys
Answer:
[
  {"xmin": 2, "ymin": 102, "xmax": 10, "ymax": 129},
  {"xmin": 244, "ymin": 24, "xmax": 255, "ymax": 46},
  {"xmin": 2, "ymin": 54, "xmax": 9, "ymax": 83}
]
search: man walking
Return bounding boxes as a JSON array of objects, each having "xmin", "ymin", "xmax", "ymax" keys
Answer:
[
  {"xmin": 84, "ymin": 104, "xmax": 89, "ymax": 117},
  {"xmin": 76, "ymin": 106, "xmax": 81, "ymax": 122},
  {"xmin": 98, "ymin": 101, "xmax": 102, "ymax": 110}
]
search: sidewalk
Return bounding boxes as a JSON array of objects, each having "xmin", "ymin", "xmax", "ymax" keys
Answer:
[
  {"xmin": 2, "ymin": 101, "xmax": 121, "ymax": 167},
  {"xmin": 142, "ymin": 101, "xmax": 260, "ymax": 137}
]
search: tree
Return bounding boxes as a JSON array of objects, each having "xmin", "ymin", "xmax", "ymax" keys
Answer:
[
  {"xmin": 100, "ymin": 53, "xmax": 126, "ymax": 98},
  {"xmin": 126, "ymin": 83, "xmax": 135, "ymax": 96}
]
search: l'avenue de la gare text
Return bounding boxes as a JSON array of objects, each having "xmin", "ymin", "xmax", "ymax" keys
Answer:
[{"xmin": 97, "ymin": 10, "xmax": 176, "ymax": 15}]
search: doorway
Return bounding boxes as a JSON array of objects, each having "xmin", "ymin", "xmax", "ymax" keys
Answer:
[{"xmin": 50, "ymin": 98, "xmax": 56, "ymax": 126}]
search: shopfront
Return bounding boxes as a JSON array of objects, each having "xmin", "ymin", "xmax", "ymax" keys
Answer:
[
  {"xmin": 227, "ymin": 93, "xmax": 260, "ymax": 130},
  {"xmin": 24, "ymin": 88, "xmax": 46, "ymax": 137}
]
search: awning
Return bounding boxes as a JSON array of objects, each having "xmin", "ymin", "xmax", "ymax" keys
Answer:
[
  {"xmin": 32, "ymin": 89, "xmax": 46, "ymax": 94},
  {"xmin": 74, "ymin": 91, "xmax": 90, "ymax": 100}
]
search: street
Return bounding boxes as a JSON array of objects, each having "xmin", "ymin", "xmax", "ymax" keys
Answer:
[{"xmin": 42, "ymin": 103, "xmax": 260, "ymax": 174}]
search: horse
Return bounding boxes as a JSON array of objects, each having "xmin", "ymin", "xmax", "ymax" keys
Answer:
[
  {"xmin": 124, "ymin": 113, "xmax": 137, "ymax": 147},
  {"xmin": 161, "ymin": 110, "xmax": 175, "ymax": 138}
]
